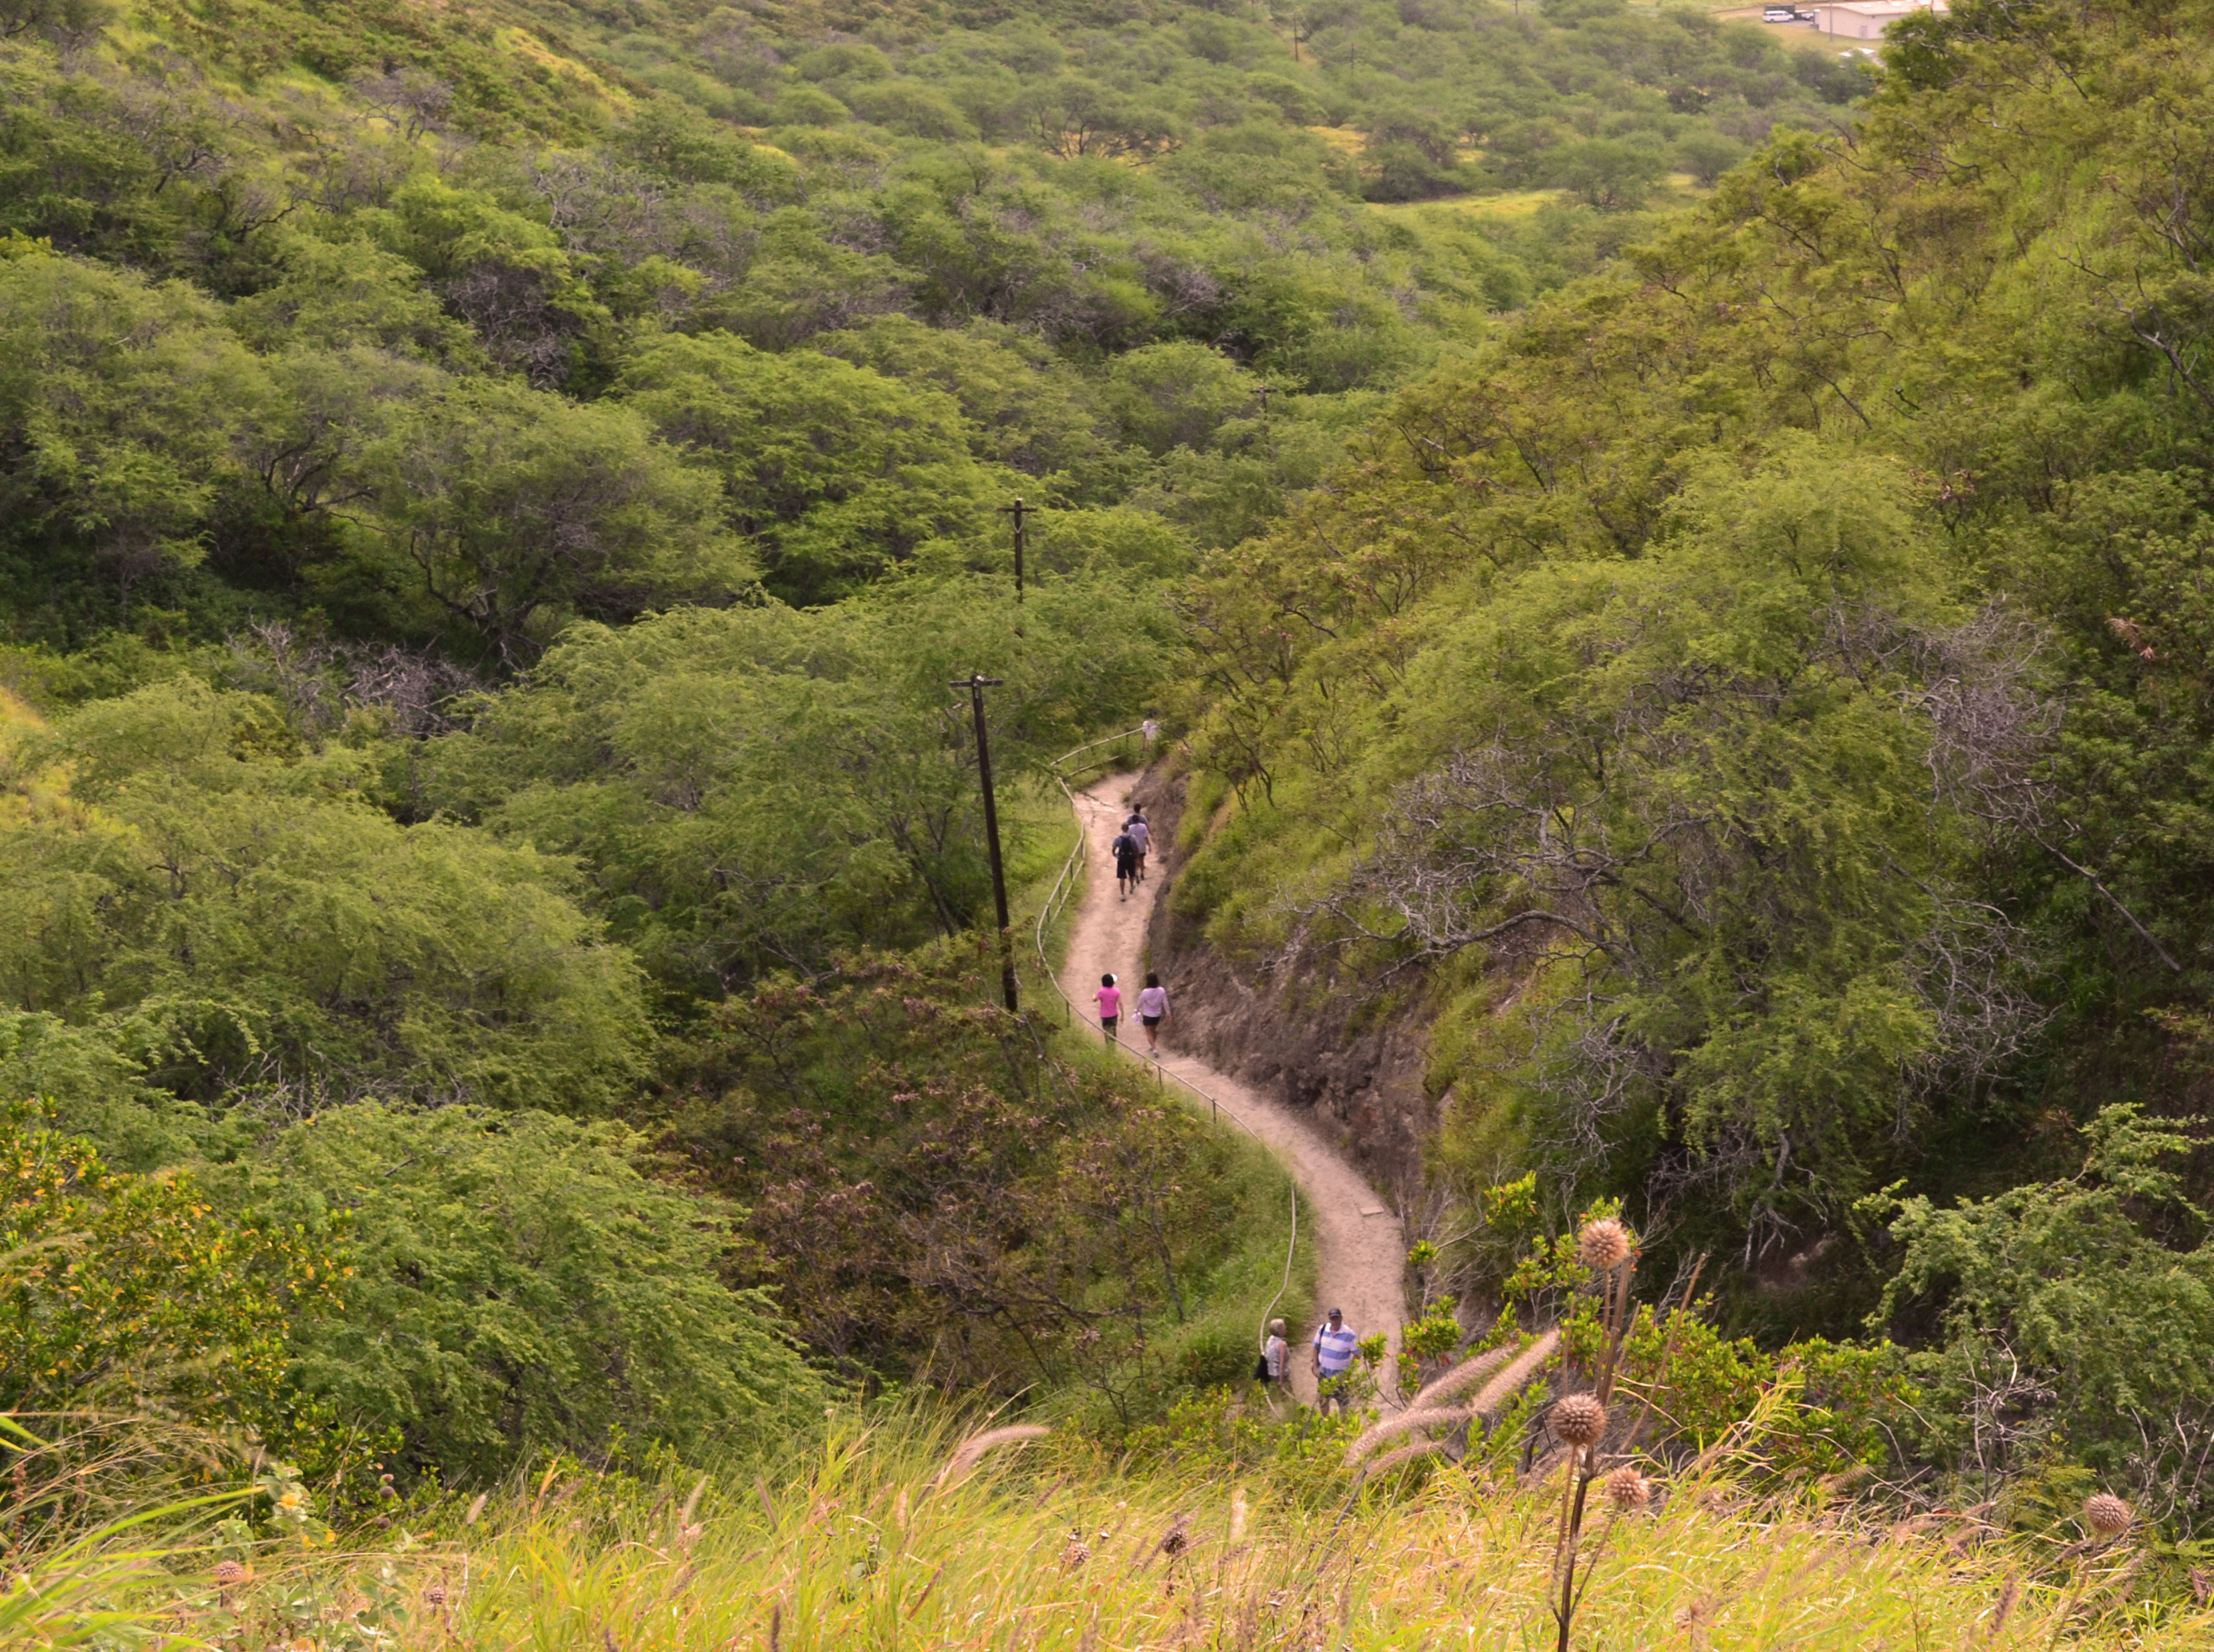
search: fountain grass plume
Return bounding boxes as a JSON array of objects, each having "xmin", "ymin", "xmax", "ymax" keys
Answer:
[
  {"xmin": 1464, "ymin": 1329, "xmax": 1560, "ymax": 1421},
  {"xmin": 1364, "ymin": 1439, "xmax": 1453, "ymax": 1477},
  {"xmin": 933, "ymin": 1424, "xmax": 1051, "ymax": 1490},
  {"xmin": 1345, "ymin": 1405, "xmax": 1481, "ymax": 1469},
  {"xmin": 1405, "ymin": 1343, "xmax": 1517, "ymax": 1414},
  {"xmin": 1346, "ymin": 1333, "xmax": 1561, "ymax": 1468}
]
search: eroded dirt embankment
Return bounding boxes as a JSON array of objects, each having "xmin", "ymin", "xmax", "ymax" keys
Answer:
[{"xmin": 1134, "ymin": 768, "xmax": 1443, "ymax": 1210}]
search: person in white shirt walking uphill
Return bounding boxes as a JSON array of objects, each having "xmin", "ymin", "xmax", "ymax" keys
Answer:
[
  {"xmin": 1312, "ymin": 1308, "xmax": 1360, "ymax": 1415},
  {"xmin": 1135, "ymin": 972, "xmax": 1171, "ymax": 1053},
  {"xmin": 1124, "ymin": 809, "xmax": 1151, "ymax": 883}
]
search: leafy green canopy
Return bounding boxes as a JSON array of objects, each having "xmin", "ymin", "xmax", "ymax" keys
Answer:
[
  {"xmin": 616, "ymin": 329, "xmax": 1005, "ymax": 605},
  {"xmin": 0, "ymin": 251, "xmax": 754, "ymax": 662},
  {"xmin": 0, "ymin": 1101, "xmax": 349, "ymax": 1470},
  {"xmin": 420, "ymin": 576, "xmax": 1181, "ymax": 998},
  {"xmin": 1876, "ymin": 1106, "xmax": 2214, "ymax": 1530},
  {"xmin": 209, "ymin": 1103, "xmax": 826, "ymax": 1483},
  {"xmin": 0, "ymin": 676, "xmax": 648, "ymax": 1120},
  {"xmin": 0, "ymin": 0, "xmax": 1862, "ymax": 644}
]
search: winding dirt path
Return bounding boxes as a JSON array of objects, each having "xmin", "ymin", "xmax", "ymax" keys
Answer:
[{"xmin": 1056, "ymin": 773, "xmax": 1406, "ymax": 1407}]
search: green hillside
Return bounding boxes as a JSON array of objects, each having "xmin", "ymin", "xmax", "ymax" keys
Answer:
[
  {"xmin": 6, "ymin": 0, "xmax": 2214, "ymax": 1632},
  {"xmin": 1175, "ymin": 0, "xmax": 2214, "ymax": 1537}
]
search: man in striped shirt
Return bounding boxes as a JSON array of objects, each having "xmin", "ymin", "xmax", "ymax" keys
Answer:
[{"xmin": 1312, "ymin": 1308, "xmax": 1360, "ymax": 1415}]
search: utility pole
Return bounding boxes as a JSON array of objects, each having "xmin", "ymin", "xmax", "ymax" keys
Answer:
[
  {"xmin": 953, "ymin": 672, "xmax": 1019, "ymax": 1014},
  {"xmin": 999, "ymin": 497, "xmax": 1029, "ymax": 603}
]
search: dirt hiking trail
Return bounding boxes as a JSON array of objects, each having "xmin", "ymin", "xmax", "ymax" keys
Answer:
[{"xmin": 1056, "ymin": 771, "xmax": 1406, "ymax": 1408}]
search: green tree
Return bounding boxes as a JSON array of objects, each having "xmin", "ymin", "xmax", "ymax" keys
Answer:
[
  {"xmin": 617, "ymin": 330, "xmax": 1002, "ymax": 606},
  {"xmin": 1542, "ymin": 137, "xmax": 1667, "ymax": 210},
  {"xmin": 352, "ymin": 376, "xmax": 750, "ymax": 665},
  {"xmin": 1876, "ymin": 1105, "xmax": 2214, "ymax": 1519},
  {"xmin": 211, "ymin": 1103, "xmax": 826, "ymax": 1482},
  {"xmin": 0, "ymin": 677, "xmax": 650, "ymax": 1111},
  {"xmin": 1, "ymin": 1101, "xmax": 348, "ymax": 1467},
  {"xmin": 421, "ymin": 577, "xmax": 1182, "ymax": 998},
  {"xmin": 0, "ymin": 252, "xmax": 267, "ymax": 613},
  {"xmin": 1101, "ymin": 341, "xmax": 1257, "ymax": 456}
]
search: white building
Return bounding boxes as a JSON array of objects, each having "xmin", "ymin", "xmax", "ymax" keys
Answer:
[{"xmin": 1810, "ymin": 0, "xmax": 1947, "ymax": 39}]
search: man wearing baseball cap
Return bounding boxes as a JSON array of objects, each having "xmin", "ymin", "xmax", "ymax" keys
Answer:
[{"xmin": 1312, "ymin": 1307, "xmax": 1359, "ymax": 1415}]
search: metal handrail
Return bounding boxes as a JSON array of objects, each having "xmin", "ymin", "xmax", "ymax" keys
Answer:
[{"xmin": 1033, "ymin": 736, "xmax": 1302, "ymax": 1357}]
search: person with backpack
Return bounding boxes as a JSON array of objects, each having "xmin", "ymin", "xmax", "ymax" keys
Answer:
[
  {"xmin": 1093, "ymin": 972, "xmax": 1122, "ymax": 1042},
  {"xmin": 1255, "ymin": 1317, "xmax": 1289, "ymax": 1406},
  {"xmin": 1312, "ymin": 1308, "xmax": 1361, "ymax": 1415},
  {"xmin": 1125, "ymin": 810, "xmax": 1151, "ymax": 883},
  {"xmin": 1135, "ymin": 972, "xmax": 1171, "ymax": 1053},
  {"xmin": 1110, "ymin": 826, "xmax": 1140, "ymax": 899}
]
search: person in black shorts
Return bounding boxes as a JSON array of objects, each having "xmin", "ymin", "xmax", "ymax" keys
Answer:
[
  {"xmin": 1125, "ymin": 810, "xmax": 1152, "ymax": 883},
  {"xmin": 1093, "ymin": 972, "xmax": 1122, "ymax": 1042},
  {"xmin": 1135, "ymin": 972, "xmax": 1170, "ymax": 1053},
  {"xmin": 1111, "ymin": 827, "xmax": 1139, "ymax": 900}
]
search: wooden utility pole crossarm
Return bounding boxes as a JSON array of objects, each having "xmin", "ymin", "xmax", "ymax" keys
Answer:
[{"xmin": 954, "ymin": 672, "xmax": 1020, "ymax": 1014}]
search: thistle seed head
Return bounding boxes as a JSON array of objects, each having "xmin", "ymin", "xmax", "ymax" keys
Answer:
[
  {"xmin": 2084, "ymin": 1493, "xmax": 2133, "ymax": 1537},
  {"xmin": 424, "ymin": 1585, "xmax": 448, "ymax": 1608},
  {"xmin": 1578, "ymin": 1218, "xmax": 1632, "ymax": 1272},
  {"xmin": 1603, "ymin": 1466, "xmax": 1651, "ymax": 1512},
  {"xmin": 1549, "ymin": 1392, "xmax": 1608, "ymax": 1448},
  {"xmin": 211, "ymin": 1560, "xmax": 250, "ymax": 1587}
]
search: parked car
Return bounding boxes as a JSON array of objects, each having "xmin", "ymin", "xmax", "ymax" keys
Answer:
[{"xmin": 1762, "ymin": 3, "xmax": 1798, "ymax": 18}]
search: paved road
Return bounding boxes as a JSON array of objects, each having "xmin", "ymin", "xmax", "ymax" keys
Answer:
[{"xmin": 1056, "ymin": 771, "xmax": 1406, "ymax": 1407}]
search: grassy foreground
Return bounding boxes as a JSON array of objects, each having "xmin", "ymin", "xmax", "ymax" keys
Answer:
[{"xmin": 73, "ymin": 1415, "xmax": 2213, "ymax": 1652}]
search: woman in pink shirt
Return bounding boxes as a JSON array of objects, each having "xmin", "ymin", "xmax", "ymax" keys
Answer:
[{"xmin": 1094, "ymin": 973, "xmax": 1122, "ymax": 1041}]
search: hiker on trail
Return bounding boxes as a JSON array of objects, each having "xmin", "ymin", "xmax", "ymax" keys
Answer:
[
  {"xmin": 1094, "ymin": 972, "xmax": 1122, "ymax": 1042},
  {"xmin": 1111, "ymin": 826, "xmax": 1140, "ymax": 899},
  {"xmin": 1125, "ymin": 810, "xmax": 1151, "ymax": 882},
  {"xmin": 1136, "ymin": 972, "xmax": 1171, "ymax": 1053},
  {"xmin": 1313, "ymin": 1308, "xmax": 1360, "ymax": 1415},
  {"xmin": 1262, "ymin": 1318, "xmax": 1289, "ymax": 1389},
  {"xmin": 1142, "ymin": 718, "xmax": 1160, "ymax": 745}
]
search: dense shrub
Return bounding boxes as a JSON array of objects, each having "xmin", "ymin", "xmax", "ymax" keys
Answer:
[{"xmin": 209, "ymin": 1104, "xmax": 826, "ymax": 1484}]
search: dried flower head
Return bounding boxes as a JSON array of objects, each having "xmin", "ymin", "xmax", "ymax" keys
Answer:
[
  {"xmin": 1603, "ymin": 1466, "xmax": 1651, "ymax": 1513},
  {"xmin": 1549, "ymin": 1393, "xmax": 1608, "ymax": 1449},
  {"xmin": 1060, "ymin": 1528, "xmax": 1090, "ymax": 1571},
  {"xmin": 1578, "ymin": 1218, "xmax": 1632, "ymax": 1272},
  {"xmin": 423, "ymin": 1585, "xmax": 448, "ymax": 1608},
  {"xmin": 211, "ymin": 1560, "xmax": 250, "ymax": 1588},
  {"xmin": 2084, "ymin": 1493, "xmax": 2133, "ymax": 1538},
  {"xmin": 1158, "ymin": 1514, "xmax": 1191, "ymax": 1558}
]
